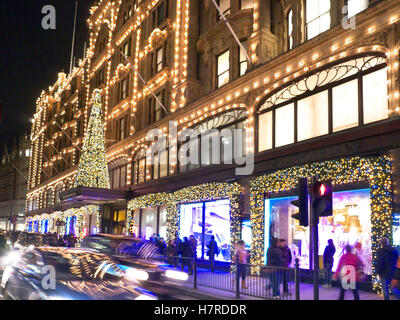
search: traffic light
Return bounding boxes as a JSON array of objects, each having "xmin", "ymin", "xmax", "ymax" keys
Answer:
[
  {"xmin": 291, "ymin": 178, "xmax": 309, "ymax": 227},
  {"xmin": 312, "ymin": 181, "xmax": 333, "ymax": 217}
]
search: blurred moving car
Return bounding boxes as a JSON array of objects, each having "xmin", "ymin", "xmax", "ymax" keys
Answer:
[
  {"xmin": 81, "ymin": 234, "xmax": 189, "ymax": 283},
  {"xmin": 8, "ymin": 232, "xmax": 59, "ymax": 249},
  {"xmin": 0, "ymin": 247, "xmax": 161, "ymax": 300}
]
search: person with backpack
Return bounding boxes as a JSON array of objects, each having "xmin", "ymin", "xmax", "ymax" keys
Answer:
[
  {"xmin": 323, "ymin": 239, "xmax": 336, "ymax": 288},
  {"xmin": 207, "ymin": 235, "xmax": 219, "ymax": 272},
  {"xmin": 376, "ymin": 237, "xmax": 399, "ymax": 300}
]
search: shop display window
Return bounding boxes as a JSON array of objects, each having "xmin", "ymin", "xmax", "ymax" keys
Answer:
[
  {"xmin": 241, "ymin": 220, "xmax": 252, "ymax": 250},
  {"xmin": 393, "ymin": 213, "xmax": 400, "ymax": 248},
  {"xmin": 159, "ymin": 207, "xmax": 167, "ymax": 239},
  {"xmin": 141, "ymin": 208, "xmax": 157, "ymax": 240},
  {"xmin": 264, "ymin": 189, "xmax": 372, "ymax": 274},
  {"xmin": 180, "ymin": 202, "xmax": 203, "ymax": 258},
  {"xmin": 180, "ymin": 199, "xmax": 231, "ymax": 262},
  {"xmin": 66, "ymin": 216, "xmax": 77, "ymax": 235}
]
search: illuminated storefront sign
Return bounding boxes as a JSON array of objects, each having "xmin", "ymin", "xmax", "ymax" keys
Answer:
[
  {"xmin": 264, "ymin": 189, "xmax": 372, "ymax": 274},
  {"xmin": 180, "ymin": 199, "xmax": 231, "ymax": 262}
]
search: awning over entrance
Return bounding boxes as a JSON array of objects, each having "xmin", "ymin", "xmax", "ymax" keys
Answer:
[{"xmin": 60, "ymin": 187, "xmax": 127, "ymax": 206}]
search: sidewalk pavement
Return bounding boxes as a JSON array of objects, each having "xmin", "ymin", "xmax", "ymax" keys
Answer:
[{"xmin": 171, "ymin": 278, "xmax": 384, "ymax": 300}]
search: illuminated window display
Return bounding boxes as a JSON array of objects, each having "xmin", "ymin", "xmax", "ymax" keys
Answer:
[
  {"xmin": 393, "ymin": 214, "xmax": 400, "ymax": 247},
  {"xmin": 136, "ymin": 206, "xmax": 167, "ymax": 240},
  {"xmin": 180, "ymin": 199, "xmax": 231, "ymax": 262},
  {"xmin": 66, "ymin": 216, "xmax": 77, "ymax": 235},
  {"xmin": 241, "ymin": 220, "xmax": 252, "ymax": 250},
  {"xmin": 41, "ymin": 220, "xmax": 49, "ymax": 234},
  {"xmin": 264, "ymin": 189, "xmax": 372, "ymax": 275},
  {"xmin": 141, "ymin": 208, "xmax": 157, "ymax": 240},
  {"xmin": 159, "ymin": 207, "xmax": 167, "ymax": 239}
]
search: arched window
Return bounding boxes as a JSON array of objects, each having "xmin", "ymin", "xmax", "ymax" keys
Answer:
[
  {"xmin": 132, "ymin": 149, "xmax": 147, "ymax": 185},
  {"xmin": 257, "ymin": 54, "xmax": 388, "ymax": 152},
  {"xmin": 179, "ymin": 109, "xmax": 247, "ymax": 173}
]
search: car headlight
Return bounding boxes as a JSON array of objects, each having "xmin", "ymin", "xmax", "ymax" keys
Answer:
[
  {"xmin": 135, "ymin": 294, "xmax": 158, "ymax": 300},
  {"xmin": 4, "ymin": 251, "xmax": 21, "ymax": 265},
  {"xmin": 165, "ymin": 270, "xmax": 189, "ymax": 281},
  {"xmin": 125, "ymin": 268, "xmax": 149, "ymax": 281}
]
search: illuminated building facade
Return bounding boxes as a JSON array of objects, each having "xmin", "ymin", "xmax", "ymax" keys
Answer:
[{"xmin": 26, "ymin": 0, "xmax": 400, "ymax": 291}]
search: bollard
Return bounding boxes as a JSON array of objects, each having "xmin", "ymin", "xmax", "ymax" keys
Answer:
[{"xmin": 295, "ymin": 258, "xmax": 300, "ymax": 300}]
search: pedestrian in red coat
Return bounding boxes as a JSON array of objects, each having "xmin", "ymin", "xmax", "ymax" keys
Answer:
[{"xmin": 333, "ymin": 245, "xmax": 364, "ymax": 300}]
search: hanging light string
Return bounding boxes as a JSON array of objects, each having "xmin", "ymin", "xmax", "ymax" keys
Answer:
[
  {"xmin": 49, "ymin": 143, "xmax": 72, "ymax": 169},
  {"xmin": 120, "ymin": 50, "xmax": 170, "ymax": 115},
  {"xmin": 10, "ymin": 163, "xmax": 28, "ymax": 182},
  {"xmin": 54, "ymin": 120, "xmax": 83, "ymax": 153}
]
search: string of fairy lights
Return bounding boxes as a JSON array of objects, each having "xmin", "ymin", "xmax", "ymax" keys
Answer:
[
  {"xmin": 127, "ymin": 182, "xmax": 243, "ymax": 260},
  {"xmin": 249, "ymin": 155, "xmax": 393, "ymax": 294},
  {"xmin": 27, "ymin": 0, "xmax": 400, "ymax": 206},
  {"xmin": 26, "ymin": 91, "xmax": 111, "ymax": 244},
  {"xmin": 24, "ymin": 0, "xmax": 399, "ymax": 294}
]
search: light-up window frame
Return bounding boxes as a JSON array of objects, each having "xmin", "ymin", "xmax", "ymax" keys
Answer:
[
  {"xmin": 257, "ymin": 55, "xmax": 388, "ymax": 152},
  {"xmin": 305, "ymin": 0, "xmax": 331, "ymax": 40},
  {"xmin": 216, "ymin": 50, "xmax": 230, "ymax": 89}
]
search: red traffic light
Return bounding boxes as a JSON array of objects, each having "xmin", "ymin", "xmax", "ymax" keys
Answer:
[
  {"xmin": 312, "ymin": 181, "xmax": 333, "ymax": 217},
  {"xmin": 313, "ymin": 182, "xmax": 331, "ymax": 197}
]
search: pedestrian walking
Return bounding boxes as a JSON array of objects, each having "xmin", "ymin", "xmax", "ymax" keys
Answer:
[
  {"xmin": 266, "ymin": 238, "xmax": 284, "ymax": 299},
  {"xmin": 333, "ymin": 244, "xmax": 364, "ymax": 300},
  {"xmin": 323, "ymin": 239, "xmax": 336, "ymax": 288},
  {"xmin": 391, "ymin": 257, "xmax": 400, "ymax": 300},
  {"xmin": 166, "ymin": 240, "xmax": 177, "ymax": 267},
  {"xmin": 376, "ymin": 237, "xmax": 399, "ymax": 300},
  {"xmin": 181, "ymin": 237, "xmax": 194, "ymax": 275},
  {"xmin": 157, "ymin": 237, "xmax": 167, "ymax": 256},
  {"xmin": 189, "ymin": 235, "xmax": 198, "ymax": 258},
  {"xmin": 233, "ymin": 240, "xmax": 248, "ymax": 289},
  {"xmin": 206, "ymin": 235, "xmax": 219, "ymax": 272},
  {"xmin": 280, "ymin": 239, "xmax": 292, "ymax": 294}
]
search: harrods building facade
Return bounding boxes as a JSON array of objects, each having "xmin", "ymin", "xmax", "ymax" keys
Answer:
[{"xmin": 26, "ymin": 0, "xmax": 400, "ymax": 289}]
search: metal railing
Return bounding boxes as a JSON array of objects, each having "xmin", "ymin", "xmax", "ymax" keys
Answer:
[{"xmin": 157, "ymin": 254, "xmax": 301, "ymax": 300}]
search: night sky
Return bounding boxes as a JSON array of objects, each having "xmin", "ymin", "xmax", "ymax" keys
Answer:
[{"xmin": 0, "ymin": 0, "xmax": 93, "ymax": 153}]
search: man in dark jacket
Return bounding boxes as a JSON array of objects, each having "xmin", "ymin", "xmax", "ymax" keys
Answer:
[
  {"xmin": 280, "ymin": 239, "xmax": 292, "ymax": 294},
  {"xmin": 267, "ymin": 238, "xmax": 284, "ymax": 298},
  {"xmin": 181, "ymin": 237, "xmax": 194, "ymax": 275},
  {"xmin": 323, "ymin": 239, "xmax": 336, "ymax": 288},
  {"xmin": 207, "ymin": 235, "xmax": 219, "ymax": 272},
  {"xmin": 376, "ymin": 237, "xmax": 399, "ymax": 300}
]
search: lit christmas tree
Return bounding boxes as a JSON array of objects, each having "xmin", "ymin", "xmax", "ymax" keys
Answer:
[{"xmin": 74, "ymin": 89, "xmax": 110, "ymax": 189}]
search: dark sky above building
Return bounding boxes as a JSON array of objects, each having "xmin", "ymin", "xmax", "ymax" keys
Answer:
[{"xmin": 0, "ymin": 0, "xmax": 93, "ymax": 152}]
